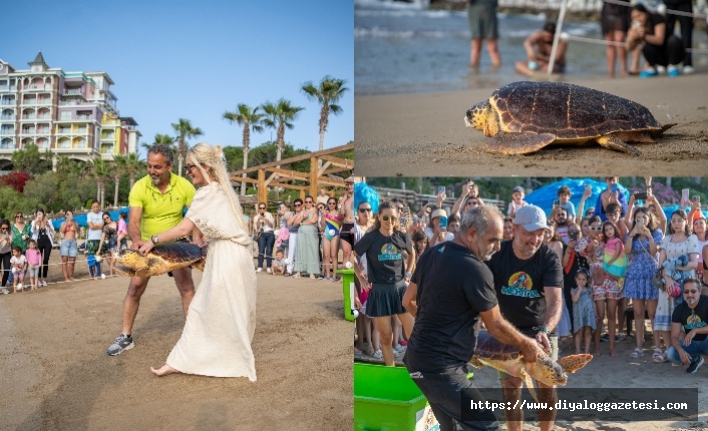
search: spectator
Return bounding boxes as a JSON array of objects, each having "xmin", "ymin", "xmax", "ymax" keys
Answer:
[
  {"xmin": 271, "ymin": 249, "xmax": 287, "ymax": 276},
  {"xmin": 277, "ymin": 202, "xmax": 291, "ymax": 257},
  {"xmin": 293, "ymin": 196, "xmax": 320, "ymax": 279},
  {"xmin": 515, "ymin": 22, "xmax": 568, "ymax": 77},
  {"xmin": 253, "ymin": 202, "xmax": 275, "ymax": 274},
  {"xmin": 551, "ymin": 205, "xmax": 571, "ymax": 245},
  {"xmin": 412, "ymin": 231, "xmax": 428, "ymax": 263},
  {"xmin": 30, "ymin": 208, "xmax": 55, "ymax": 287},
  {"xmin": 507, "ymin": 186, "xmax": 528, "ymax": 219},
  {"xmin": 424, "ymin": 209, "xmax": 454, "ymax": 248},
  {"xmin": 10, "ymin": 245, "xmax": 26, "ymax": 293},
  {"xmin": 594, "ymin": 177, "xmax": 627, "ymax": 222},
  {"xmin": 557, "ymin": 185, "xmax": 576, "ymax": 224},
  {"xmin": 503, "ymin": 216, "xmax": 514, "ymax": 241},
  {"xmin": 339, "ymin": 177, "xmax": 356, "ymax": 267},
  {"xmin": 117, "ymin": 212, "xmax": 128, "ymax": 251},
  {"xmin": 601, "ymin": 0, "xmax": 630, "ymax": 77},
  {"xmin": 467, "ymin": 0, "xmax": 501, "ymax": 68},
  {"xmin": 571, "ymin": 269, "xmax": 596, "ymax": 354},
  {"xmin": 663, "ymin": 0, "xmax": 694, "ymax": 74},
  {"xmin": 322, "ymin": 197, "xmax": 342, "ymax": 281},
  {"xmin": 25, "ymin": 239, "xmax": 41, "ymax": 290},
  {"xmin": 96, "ymin": 213, "xmax": 119, "ymax": 277},
  {"xmin": 316, "ymin": 188, "xmax": 330, "ymax": 207},
  {"xmin": 627, "ymin": 3, "xmax": 686, "ymax": 78},
  {"xmin": 447, "ymin": 214, "xmax": 461, "ymax": 235},
  {"xmin": 285, "ymin": 199, "xmax": 303, "ymax": 276},
  {"xmin": 692, "ymin": 213, "xmax": 707, "ymax": 290},
  {"xmin": 86, "ymin": 201, "xmax": 104, "ymax": 258},
  {"xmin": 11, "ymin": 211, "xmax": 31, "ymax": 252},
  {"xmin": 60, "ymin": 210, "xmax": 79, "ymax": 282},
  {"xmin": 451, "ymin": 180, "xmax": 485, "ymax": 218},
  {"xmin": 354, "ymin": 199, "xmax": 377, "ymax": 358},
  {"xmin": 666, "ymin": 278, "xmax": 707, "ymax": 373},
  {"xmin": 0, "ymin": 219, "xmax": 11, "ymax": 292}
]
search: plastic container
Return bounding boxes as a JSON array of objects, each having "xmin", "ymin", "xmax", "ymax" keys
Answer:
[
  {"xmin": 337, "ymin": 268, "xmax": 356, "ymax": 321},
  {"xmin": 354, "ymin": 362, "xmax": 438, "ymax": 431}
]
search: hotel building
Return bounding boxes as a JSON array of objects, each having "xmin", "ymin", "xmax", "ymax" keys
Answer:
[{"xmin": 0, "ymin": 52, "xmax": 140, "ymax": 171}]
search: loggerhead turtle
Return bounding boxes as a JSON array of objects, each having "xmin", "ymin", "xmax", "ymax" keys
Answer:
[
  {"xmin": 115, "ymin": 242, "xmax": 207, "ymax": 277},
  {"xmin": 470, "ymin": 331, "xmax": 592, "ymax": 401},
  {"xmin": 464, "ymin": 81, "xmax": 675, "ymax": 156}
]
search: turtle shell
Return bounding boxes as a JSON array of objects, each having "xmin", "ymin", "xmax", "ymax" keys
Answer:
[
  {"xmin": 115, "ymin": 242, "xmax": 207, "ymax": 277},
  {"xmin": 148, "ymin": 242, "xmax": 207, "ymax": 262},
  {"xmin": 473, "ymin": 330, "xmax": 523, "ymax": 360},
  {"xmin": 491, "ymin": 81, "xmax": 662, "ymax": 140}
]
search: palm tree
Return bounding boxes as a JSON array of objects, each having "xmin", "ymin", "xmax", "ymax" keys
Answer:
[
  {"xmin": 301, "ymin": 76, "xmax": 348, "ymax": 152},
  {"xmin": 87, "ymin": 157, "xmax": 111, "ymax": 209},
  {"xmin": 223, "ymin": 104, "xmax": 264, "ymax": 195},
  {"xmin": 122, "ymin": 153, "xmax": 145, "ymax": 188},
  {"xmin": 111, "ymin": 155, "xmax": 127, "ymax": 208},
  {"xmin": 171, "ymin": 119, "xmax": 203, "ymax": 175},
  {"xmin": 261, "ymin": 98, "xmax": 304, "ymax": 162}
]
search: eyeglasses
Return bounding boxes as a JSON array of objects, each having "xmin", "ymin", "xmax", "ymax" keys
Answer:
[
  {"xmin": 590, "ymin": 226, "xmax": 602, "ymax": 231},
  {"xmin": 184, "ymin": 163, "xmax": 197, "ymax": 173},
  {"xmin": 359, "ymin": 208, "xmax": 372, "ymax": 213}
]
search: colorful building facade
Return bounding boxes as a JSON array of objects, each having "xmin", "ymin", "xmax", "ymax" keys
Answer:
[{"xmin": 0, "ymin": 52, "xmax": 140, "ymax": 170}]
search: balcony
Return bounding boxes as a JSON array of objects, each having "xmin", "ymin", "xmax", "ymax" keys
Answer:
[
  {"xmin": 0, "ymin": 85, "xmax": 18, "ymax": 92},
  {"xmin": 0, "ymin": 142, "xmax": 15, "ymax": 150},
  {"xmin": 57, "ymin": 127, "xmax": 71, "ymax": 134},
  {"xmin": 22, "ymin": 114, "xmax": 36, "ymax": 120},
  {"xmin": 0, "ymin": 100, "xmax": 18, "ymax": 106},
  {"xmin": 76, "ymin": 115, "xmax": 91, "ymax": 121},
  {"xmin": 76, "ymin": 127, "xmax": 87, "ymax": 134},
  {"xmin": 26, "ymin": 84, "xmax": 51, "ymax": 92},
  {"xmin": 0, "ymin": 115, "xmax": 16, "ymax": 121}
]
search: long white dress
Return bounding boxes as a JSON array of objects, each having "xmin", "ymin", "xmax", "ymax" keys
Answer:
[{"xmin": 165, "ymin": 182, "xmax": 257, "ymax": 381}]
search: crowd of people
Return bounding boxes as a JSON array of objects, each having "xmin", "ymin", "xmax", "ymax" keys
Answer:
[
  {"xmin": 470, "ymin": 0, "xmax": 697, "ymax": 78},
  {"xmin": 349, "ymin": 177, "xmax": 707, "ymax": 430}
]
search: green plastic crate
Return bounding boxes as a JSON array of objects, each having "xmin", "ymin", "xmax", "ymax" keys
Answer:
[
  {"xmin": 337, "ymin": 268, "xmax": 356, "ymax": 321},
  {"xmin": 354, "ymin": 362, "xmax": 439, "ymax": 431}
]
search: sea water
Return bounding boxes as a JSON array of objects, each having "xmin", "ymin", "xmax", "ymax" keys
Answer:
[{"xmin": 355, "ymin": 0, "xmax": 706, "ymax": 95}]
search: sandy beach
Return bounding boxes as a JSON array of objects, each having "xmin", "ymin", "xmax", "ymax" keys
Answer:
[
  {"xmin": 0, "ymin": 253, "xmax": 351, "ymax": 431},
  {"xmin": 354, "ymin": 73, "xmax": 708, "ymax": 177}
]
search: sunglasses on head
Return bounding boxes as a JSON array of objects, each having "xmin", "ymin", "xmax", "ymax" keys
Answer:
[{"xmin": 359, "ymin": 208, "xmax": 372, "ymax": 213}]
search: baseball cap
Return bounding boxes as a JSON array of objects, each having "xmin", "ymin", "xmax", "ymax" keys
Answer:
[
  {"xmin": 514, "ymin": 205, "xmax": 549, "ymax": 232},
  {"xmin": 431, "ymin": 209, "xmax": 447, "ymax": 220},
  {"xmin": 344, "ymin": 176, "xmax": 355, "ymax": 183},
  {"xmin": 512, "ymin": 186, "xmax": 524, "ymax": 194}
]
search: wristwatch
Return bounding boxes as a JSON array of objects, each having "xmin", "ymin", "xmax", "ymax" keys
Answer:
[{"xmin": 150, "ymin": 234, "xmax": 159, "ymax": 245}]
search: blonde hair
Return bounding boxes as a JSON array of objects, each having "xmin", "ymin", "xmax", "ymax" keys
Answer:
[{"xmin": 187, "ymin": 143, "xmax": 249, "ymax": 234}]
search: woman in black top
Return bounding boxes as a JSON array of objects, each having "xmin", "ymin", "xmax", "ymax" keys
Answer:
[
  {"xmin": 31, "ymin": 208, "xmax": 55, "ymax": 287},
  {"xmin": 627, "ymin": 3, "xmax": 685, "ymax": 77},
  {"xmin": 352, "ymin": 201, "xmax": 415, "ymax": 366}
]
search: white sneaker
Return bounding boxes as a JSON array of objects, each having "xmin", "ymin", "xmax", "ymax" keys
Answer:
[
  {"xmin": 266, "ymin": 268, "xmax": 272, "ymax": 274},
  {"xmin": 256, "ymin": 268, "xmax": 263, "ymax": 273},
  {"xmin": 656, "ymin": 65, "xmax": 666, "ymax": 75},
  {"xmin": 2, "ymin": 288, "xmax": 8, "ymax": 295},
  {"xmin": 372, "ymin": 350, "xmax": 383, "ymax": 360},
  {"xmin": 683, "ymin": 65, "xmax": 695, "ymax": 75}
]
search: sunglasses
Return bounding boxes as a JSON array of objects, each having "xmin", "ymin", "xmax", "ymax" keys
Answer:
[
  {"xmin": 15, "ymin": 215, "xmax": 22, "ymax": 218},
  {"xmin": 258, "ymin": 206, "xmax": 266, "ymax": 210},
  {"xmin": 184, "ymin": 163, "xmax": 197, "ymax": 173},
  {"xmin": 305, "ymin": 201, "xmax": 313, "ymax": 204},
  {"xmin": 294, "ymin": 204, "xmax": 302, "ymax": 207},
  {"xmin": 359, "ymin": 208, "xmax": 372, "ymax": 213},
  {"xmin": 684, "ymin": 289, "xmax": 698, "ymax": 294},
  {"xmin": 381, "ymin": 215, "xmax": 393, "ymax": 221},
  {"xmin": 328, "ymin": 202, "xmax": 336, "ymax": 205},
  {"xmin": 590, "ymin": 226, "xmax": 602, "ymax": 231}
]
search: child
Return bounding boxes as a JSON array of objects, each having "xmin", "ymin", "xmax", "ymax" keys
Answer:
[
  {"xmin": 10, "ymin": 246, "xmax": 27, "ymax": 293},
  {"xmin": 572, "ymin": 269, "xmax": 596, "ymax": 354},
  {"xmin": 117, "ymin": 212, "xmax": 128, "ymax": 251},
  {"xmin": 271, "ymin": 249, "xmax": 287, "ymax": 275},
  {"xmin": 507, "ymin": 186, "xmax": 528, "ymax": 218},
  {"xmin": 87, "ymin": 253, "xmax": 102, "ymax": 280},
  {"xmin": 25, "ymin": 239, "xmax": 42, "ymax": 291},
  {"xmin": 557, "ymin": 185, "xmax": 576, "ymax": 223},
  {"xmin": 600, "ymin": 220, "xmax": 626, "ymax": 356}
]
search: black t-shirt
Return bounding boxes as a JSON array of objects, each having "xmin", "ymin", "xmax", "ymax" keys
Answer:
[
  {"xmin": 486, "ymin": 241, "xmax": 563, "ymax": 331},
  {"xmin": 646, "ymin": 13, "xmax": 668, "ymax": 45},
  {"xmin": 353, "ymin": 229, "xmax": 412, "ymax": 284},
  {"xmin": 404, "ymin": 241, "xmax": 498, "ymax": 373},
  {"xmin": 672, "ymin": 296, "xmax": 708, "ymax": 342}
]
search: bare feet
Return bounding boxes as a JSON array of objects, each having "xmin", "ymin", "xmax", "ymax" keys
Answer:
[
  {"xmin": 610, "ymin": 350, "xmax": 618, "ymax": 357},
  {"xmin": 150, "ymin": 364, "xmax": 181, "ymax": 377}
]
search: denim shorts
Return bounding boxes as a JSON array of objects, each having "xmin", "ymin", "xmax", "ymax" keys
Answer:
[
  {"xmin": 28, "ymin": 266, "xmax": 39, "ymax": 277},
  {"xmin": 60, "ymin": 239, "xmax": 78, "ymax": 257}
]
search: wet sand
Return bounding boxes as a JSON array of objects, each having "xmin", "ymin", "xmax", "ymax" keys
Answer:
[
  {"xmin": 0, "ymin": 254, "xmax": 351, "ymax": 431},
  {"xmin": 355, "ymin": 73, "xmax": 708, "ymax": 177}
]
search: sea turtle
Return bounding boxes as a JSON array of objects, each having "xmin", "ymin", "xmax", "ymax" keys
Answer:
[
  {"xmin": 464, "ymin": 81, "xmax": 675, "ymax": 156},
  {"xmin": 470, "ymin": 331, "xmax": 592, "ymax": 401},
  {"xmin": 114, "ymin": 242, "xmax": 207, "ymax": 277}
]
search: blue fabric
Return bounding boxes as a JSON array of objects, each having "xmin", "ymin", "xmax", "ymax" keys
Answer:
[
  {"xmin": 667, "ymin": 338, "xmax": 708, "ymax": 365},
  {"xmin": 623, "ymin": 229, "xmax": 663, "ymax": 300}
]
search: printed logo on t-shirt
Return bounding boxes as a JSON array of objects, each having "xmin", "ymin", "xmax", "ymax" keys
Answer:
[
  {"xmin": 686, "ymin": 312, "xmax": 707, "ymax": 330},
  {"xmin": 378, "ymin": 243, "xmax": 402, "ymax": 261},
  {"xmin": 501, "ymin": 272, "xmax": 540, "ymax": 298}
]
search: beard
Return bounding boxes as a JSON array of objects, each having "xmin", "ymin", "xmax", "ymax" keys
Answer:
[{"xmin": 150, "ymin": 175, "xmax": 163, "ymax": 186}]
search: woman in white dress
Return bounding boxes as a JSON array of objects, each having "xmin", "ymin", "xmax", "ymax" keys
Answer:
[{"xmin": 139, "ymin": 143, "xmax": 257, "ymax": 380}]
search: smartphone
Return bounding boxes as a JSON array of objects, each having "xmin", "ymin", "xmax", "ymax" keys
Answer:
[
  {"xmin": 553, "ymin": 200, "xmax": 560, "ymax": 207},
  {"xmin": 634, "ymin": 192, "xmax": 648, "ymax": 200},
  {"xmin": 438, "ymin": 186, "xmax": 445, "ymax": 195},
  {"xmin": 569, "ymin": 230, "xmax": 579, "ymax": 241},
  {"xmin": 611, "ymin": 184, "xmax": 618, "ymax": 193},
  {"xmin": 682, "ymin": 189, "xmax": 690, "ymax": 202},
  {"xmin": 439, "ymin": 216, "xmax": 448, "ymax": 229},
  {"xmin": 637, "ymin": 217, "xmax": 645, "ymax": 226}
]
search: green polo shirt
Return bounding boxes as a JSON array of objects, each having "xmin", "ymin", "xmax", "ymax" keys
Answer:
[{"xmin": 128, "ymin": 173, "xmax": 196, "ymax": 241}]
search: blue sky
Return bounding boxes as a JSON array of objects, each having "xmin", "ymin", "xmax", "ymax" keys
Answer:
[{"xmin": 2, "ymin": 0, "xmax": 353, "ymax": 156}]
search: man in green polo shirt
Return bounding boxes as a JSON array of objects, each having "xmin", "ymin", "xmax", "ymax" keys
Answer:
[{"xmin": 107, "ymin": 144, "xmax": 197, "ymax": 356}]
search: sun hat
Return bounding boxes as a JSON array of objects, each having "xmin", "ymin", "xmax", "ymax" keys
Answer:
[
  {"xmin": 430, "ymin": 209, "xmax": 447, "ymax": 220},
  {"xmin": 512, "ymin": 186, "xmax": 524, "ymax": 194},
  {"xmin": 514, "ymin": 205, "xmax": 549, "ymax": 232}
]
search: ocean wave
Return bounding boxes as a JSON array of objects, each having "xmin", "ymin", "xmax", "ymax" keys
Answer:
[
  {"xmin": 355, "ymin": 7, "xmax": 453, "ymax": 19},
  {"xmin": 355, "ymin": 27, "xmax": 454, "ymax": 39}
]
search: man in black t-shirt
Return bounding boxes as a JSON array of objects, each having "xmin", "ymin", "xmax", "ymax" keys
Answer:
[
  {"xmin": 666, "ymin": 278, "xmax": 708, "ymax": 373},
  {"xmin": 403, "ymin": 205, "xmax": 544, "ymax": 431},
  {"xmin": 486, "ymin": 205, "xmax": 563, "ymax": 431}
]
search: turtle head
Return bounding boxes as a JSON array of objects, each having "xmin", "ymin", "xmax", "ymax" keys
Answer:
[{"xmin": 465, "ymin": 100, "xmax": 498, "ymax": 136}]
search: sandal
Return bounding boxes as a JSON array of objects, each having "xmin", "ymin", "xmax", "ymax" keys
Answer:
[
  {"xmin": 652, "ymin": 348, "xmax": 665, "ymax": 363},
  {"xmin": 630, "ymin": 348, "xmax": 644, "ymax": 358}
]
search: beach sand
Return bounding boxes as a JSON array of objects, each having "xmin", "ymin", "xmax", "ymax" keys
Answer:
[
  {"xmin": 354, "ymin": 73, "xmax": 708, "ymax": 177},
  {"xmin": 0, "ymin": 253, "xmax": 351, "ymax": 430}
]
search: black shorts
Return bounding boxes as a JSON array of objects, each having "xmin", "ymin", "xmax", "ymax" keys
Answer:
[{"xmin": 340, "ymin": 223, "xmax": 355, "ymax": 246}]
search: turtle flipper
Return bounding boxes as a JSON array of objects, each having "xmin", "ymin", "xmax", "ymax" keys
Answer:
[
  {"xmin": 596, "ymin": 134, "xmax": 641, "ymax": 156},
  {"xmin": 469, "ymin": 356, "xmax": 484, "ymax": 369},
  {"xmin": 114, "ymin": 265, "xmax": 136, "ymax": 277},
  {"xmin": 557, "ymin": 354, "xmax": 593, "ymax": 373},
  {"xmin": 518, "ymin": 367, "xmax": 539, "ymax": 403},
  {"xmin": 484, "ymin": 132, "xmax": 557, "ymax": 155}
]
